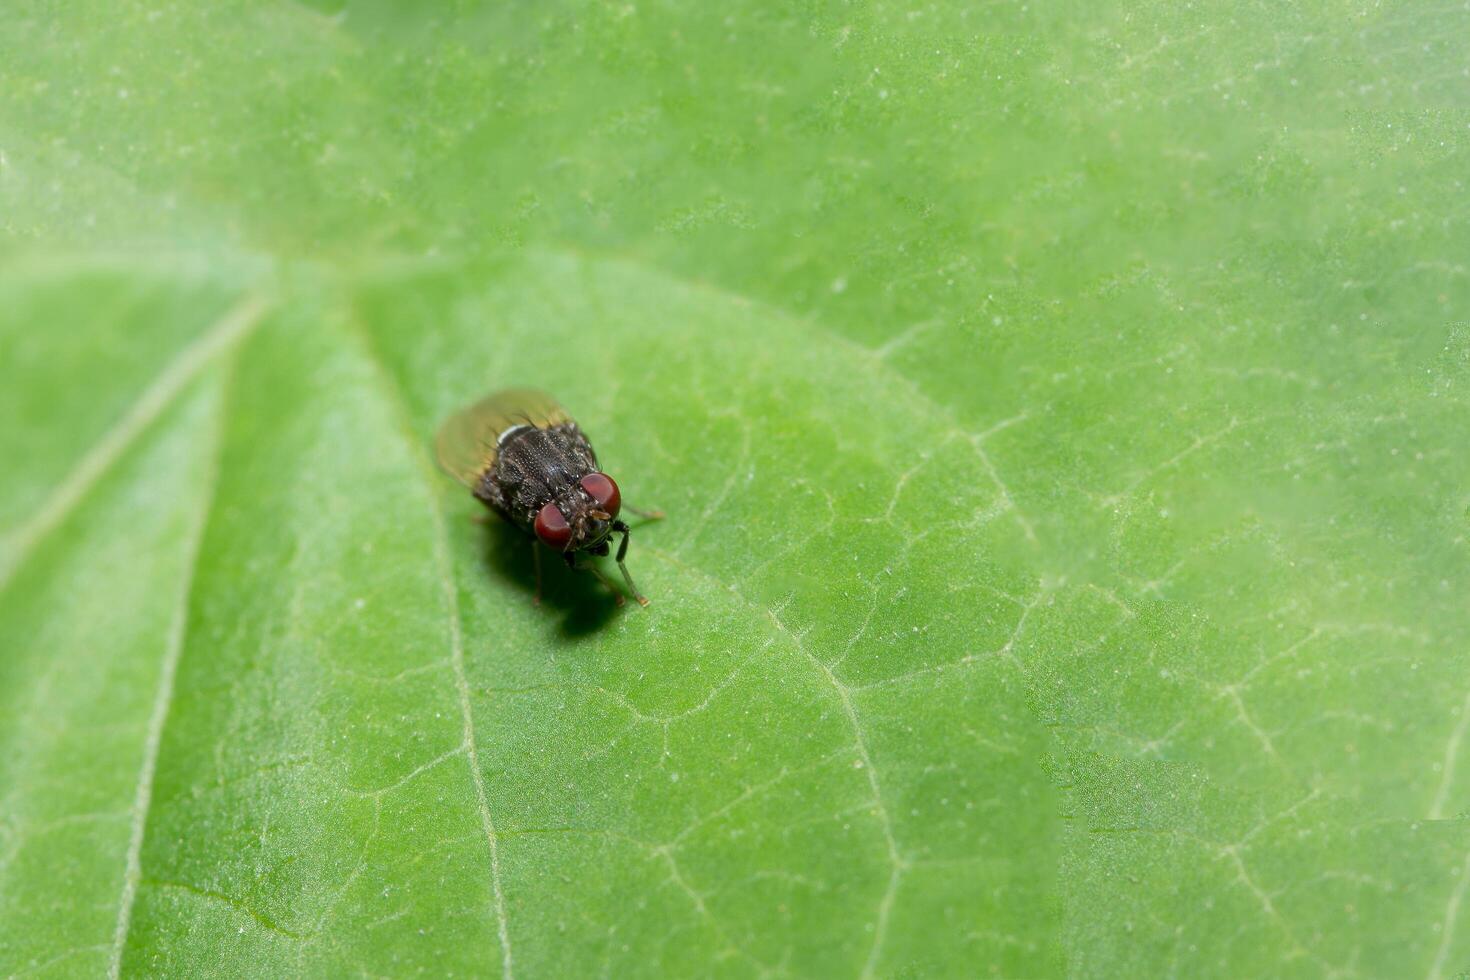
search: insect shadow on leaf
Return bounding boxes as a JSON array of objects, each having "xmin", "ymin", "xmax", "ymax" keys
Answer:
[{"xmin": 475, "ymin": 516, "xmax": 622, "ymax": 637}]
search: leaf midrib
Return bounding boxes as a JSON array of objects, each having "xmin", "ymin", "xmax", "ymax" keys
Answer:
[{"xmin": 342, "ymin": 313, "xmax": 516, "ymax": 979}]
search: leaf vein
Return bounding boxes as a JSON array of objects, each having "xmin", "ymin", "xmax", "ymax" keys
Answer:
[
  {"xmin": 644, "ymin": 546, "xmax": 905, "ymax": 977},
  {"xmin": 1428, "ymin": 849, "xmax": 1470, "ymax": 980},
  {"xmin": 344, "ymin": 316, "xmax": 515, "ymax": 979},
  {"xmin": 0, "ymin": 293, "xmax": 267, "ymax": 594},
  {"xmin": 1430, "ymin": 687, "xmax": 1470, "ymax": 820},
  {"xmin": 108, "ymin": 351, "xmax": 237, "ymax": 978}
]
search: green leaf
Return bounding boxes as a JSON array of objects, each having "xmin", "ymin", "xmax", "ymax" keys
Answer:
[{"xmin": 1, "ymin": 3, "xmax": 1466, "ymax": 978}]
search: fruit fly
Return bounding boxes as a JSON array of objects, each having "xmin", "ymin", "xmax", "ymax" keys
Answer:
[{"xmin": 435, "ymin": 388, "xmax": 656, "ymax": 607}]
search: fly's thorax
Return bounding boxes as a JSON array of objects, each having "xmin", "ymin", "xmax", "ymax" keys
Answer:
[{"xmin": 488, "ymin": 425, "xmax": 590, "ymax": 525}]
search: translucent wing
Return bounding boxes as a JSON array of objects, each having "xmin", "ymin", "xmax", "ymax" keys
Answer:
[{"xmin": 435, "ymin": 388, "xmax": 574, "ymax": 486}]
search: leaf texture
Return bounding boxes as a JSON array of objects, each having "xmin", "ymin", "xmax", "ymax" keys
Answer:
[{"xmin": 1, "ymin": 2, "xmax": 1468, "ymax": 977}]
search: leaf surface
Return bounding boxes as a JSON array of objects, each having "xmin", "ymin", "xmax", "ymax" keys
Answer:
[{"xmin": 1, "ymin": 2, "xmax": 1467, "ymax": 977}]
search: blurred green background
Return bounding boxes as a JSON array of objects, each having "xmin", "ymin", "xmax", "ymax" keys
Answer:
[{"xmin": 2, "ymin": 1, "xmax": 1468, "ymax": 977}]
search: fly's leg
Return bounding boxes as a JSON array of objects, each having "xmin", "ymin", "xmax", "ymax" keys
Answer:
[
  {"xmin": 534, "ymin": 543, "xmax": 543, "ymax": 604},
  {"xmin": 611, "ymin": 520, "xmax": 650, "ymax": 607},
  {"xmin": 565, "ymin": 550, "xmax": 626, "ymax": 607}
]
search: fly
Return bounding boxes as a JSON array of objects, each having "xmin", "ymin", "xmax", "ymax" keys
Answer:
[{"xmin": 435, "ymin": 388, "xmax": 659, "ymax": 606}]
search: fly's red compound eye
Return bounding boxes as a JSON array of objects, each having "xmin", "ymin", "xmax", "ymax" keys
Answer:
[
  {"xmin": 580, "ymin": 473, "xmax": 621, "ymax": 519},
  {"xmin": 534, "ymin": 502, "xmax": 573, "ymax": 549}
]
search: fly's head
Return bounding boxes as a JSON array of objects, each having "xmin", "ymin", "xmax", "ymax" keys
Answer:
[{"xmin": 533, "ymin": 473, "xmax": 622, "ymax": 553}]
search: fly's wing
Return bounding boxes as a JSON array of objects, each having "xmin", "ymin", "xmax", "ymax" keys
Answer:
[{"xmin": 434, "ymin": 388, "xmax": 573, "ymax": 486}]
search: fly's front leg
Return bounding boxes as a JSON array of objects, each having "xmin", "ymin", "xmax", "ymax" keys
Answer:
[
  {"xmin": 565, "ymin": 549, "xmax": 626, "ymax": 607},
  {"xmin": 611, "ymin": 520, "xmax": 650, "ymax": 607},
  {"xmin": 532, "ymin": 540, "xmax": 543, "ymax": 606}
]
